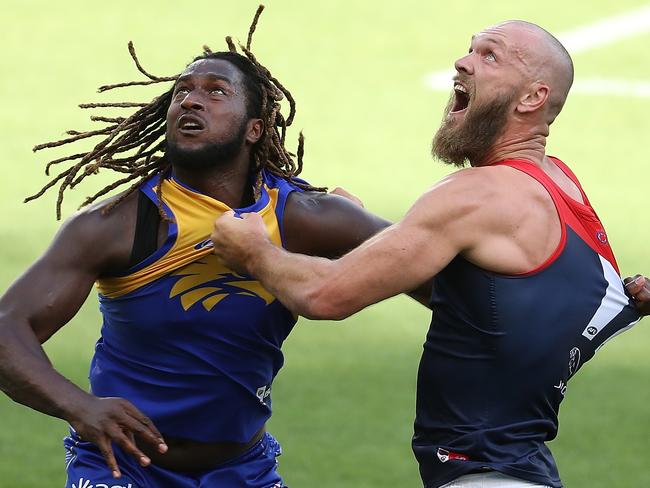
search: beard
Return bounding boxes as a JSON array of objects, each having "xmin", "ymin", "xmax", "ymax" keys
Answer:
[
  {"xmin": 431, "ymin": 91, "xmax": 514, "ymax": 167},
  {"xmin": 165, "ymin": 119, "xmax": 248, "ymax": 170}
]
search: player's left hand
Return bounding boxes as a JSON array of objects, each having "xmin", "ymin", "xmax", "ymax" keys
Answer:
[
  {"xmin": 212, "ymin": 211, "xmax": 270, "ymax": 274},
  {"xmin": 624, "ymin": 275, "xmax": 650, "ymax": 317}
]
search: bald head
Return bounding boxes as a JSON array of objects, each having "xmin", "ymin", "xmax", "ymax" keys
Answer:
[
  {"xmin": 436, "ymin": 21, "xmax": 574, "ymax": 165},
  {"xmin": 494, "ymin": 20, "xmax": 574, "ymax": 123}
]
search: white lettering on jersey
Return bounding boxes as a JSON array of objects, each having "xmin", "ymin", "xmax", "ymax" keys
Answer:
[{"xmin": 72, "ymin": 479, "xmax": 134, "ymax": 488}]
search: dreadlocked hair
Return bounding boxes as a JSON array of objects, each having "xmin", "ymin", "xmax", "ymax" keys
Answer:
[{"xmin": 28, "ymin": 4, "xmax": 325, "ymax": 220}]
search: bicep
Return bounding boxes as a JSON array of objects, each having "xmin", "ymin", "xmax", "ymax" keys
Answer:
[
  {"xmin": 0, "ymin": 211, "xmax": 128, "ymax": 343},
  {"xmin": 284, "ymin": 191, "xmax": 436, "ymax": 308},
  {"xmin": 341, "ymin": 216, "xmax": 458, "ymax": 298},
  {"xmin": 1, "ymin": 255, "xmax": 97, "ymax": 343},
  {"xmin": 310, "ymin": 201, "xmax": 463, "ymax": 319}
]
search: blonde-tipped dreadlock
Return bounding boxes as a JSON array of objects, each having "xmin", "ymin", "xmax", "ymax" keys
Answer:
[{"xmin": 28, "ymin": 5, "xmax": 324, "ymax": 220}]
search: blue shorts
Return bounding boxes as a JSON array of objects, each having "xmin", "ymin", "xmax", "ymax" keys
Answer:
[{"xmin": 64, "ymin": 431, "xmax": 286, "ymax": 488}]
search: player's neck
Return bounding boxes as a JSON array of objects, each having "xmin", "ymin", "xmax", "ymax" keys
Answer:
[
  {"xmin": 172, "ymin": 157, "xmax": 254, "ymax": 208},
  {"xmin": 477, "ymin": 126, "xmax": 548, "ymax": 167}
]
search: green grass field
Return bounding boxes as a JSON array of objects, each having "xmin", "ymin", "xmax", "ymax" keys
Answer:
[{"xmin": 1, "ymin": 1, "xmax": 649, "ymax": 486}]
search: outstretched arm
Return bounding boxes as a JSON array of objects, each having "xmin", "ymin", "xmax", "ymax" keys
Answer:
[
  {"xmin": 212, "ymin": 175, "xmax": 482, "ymax": 319},
  {"xmin": 0, "ymin": 203, "xmax": 166, "ymax": 478}
]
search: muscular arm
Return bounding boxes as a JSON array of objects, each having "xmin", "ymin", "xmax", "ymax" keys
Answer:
[
  {"xmin": 0, "ymin": 196, "xmax": 166, "ymax": 477},
  {"xmin": 212, "ymin": 166, "xmax": 559, "ymax": 320},
  {"xmin": 283, "ymin": 190, "xmax": 432, "ymax": 306},
  {"xmin": 213, "ymin": 171, "xmax": 507, "ymax": 319},
  {"xmin": 0, "ymin": 225, "xmax": 98, "ymax": 414},
  {"xmin": 0, "ymin": 211, "xmax": 118, "ymax": 413}
]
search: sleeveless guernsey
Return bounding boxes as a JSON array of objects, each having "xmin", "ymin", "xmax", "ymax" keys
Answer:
[
  {"xmin": 413, "ymin": 158, "xmax": 640, "ymax": 488},
  {"xmin": 92, "ymin": 170, "xmax": 301, "ymax": 443}
]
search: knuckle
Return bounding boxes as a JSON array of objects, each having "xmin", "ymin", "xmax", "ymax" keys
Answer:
[{"xmin": 117, "ymin": 398, "xmax": 132, "ymax": 409}]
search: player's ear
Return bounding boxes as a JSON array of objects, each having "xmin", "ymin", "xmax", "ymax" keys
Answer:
[
  {"xmin": 245, "ymin": 118, "xmax": 263, "ymax": 144},
  {"xmin": 516, "ymin": 81, "xmax": 549, "ymax": 114}
]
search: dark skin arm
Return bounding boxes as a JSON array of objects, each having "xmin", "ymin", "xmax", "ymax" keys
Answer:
[
  {"xmin": 283, "ymin": 190, "xmax": 432, "ymax": 307},
  {"xmin": 0, "ymin": 193, "xmax": 167, "ymax": 478}
]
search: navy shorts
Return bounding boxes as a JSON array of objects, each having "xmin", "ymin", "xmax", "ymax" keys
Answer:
[{"xmin": 64, "ymin": 431, "xmax": 286, "ymax": 488}]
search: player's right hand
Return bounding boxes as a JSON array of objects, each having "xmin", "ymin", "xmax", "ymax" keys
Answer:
[
  {"xmin": 625, "ymin": 275, "xmax": 650, "ymax": 316},
  {"xmin": 68, "ymin": 396, "xmax": 167, "ymax": 478}
]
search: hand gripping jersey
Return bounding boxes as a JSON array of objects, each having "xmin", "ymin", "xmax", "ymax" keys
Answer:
[
  {"xmin": 92, "ymin": 170, "xmax": 301, "ymax": 443},
  {"xmin": 413, "ymin": 158, "xmax": 641, "ymax": 488}
]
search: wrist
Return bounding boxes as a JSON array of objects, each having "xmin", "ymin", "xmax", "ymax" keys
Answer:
[
  {"xmin": 57, "ymin": 388, "xmax": 96, "ymax": 423},
  {"xmin": 245, "ymin": 237, "xmax": 276, "ymax": 277}
]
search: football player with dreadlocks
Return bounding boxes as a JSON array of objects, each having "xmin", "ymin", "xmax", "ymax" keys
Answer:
[
  {"xmin": 4, "ymin": 7, "xmax": 648, "ymax": 488},
  {"xmin": 0, "ymin": 6, "xmax": 401, "ymax": 488}
]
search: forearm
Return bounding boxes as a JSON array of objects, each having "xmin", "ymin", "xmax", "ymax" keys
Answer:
[
  {"xmin": 213, "ymin": 206, "xmax": 449, "ymax": 319},
  {"xmin": 248, "ymin": 242, "xmax": 341, "ymax": 319},
  {"xmin": 0, "ymin": 316, "xmax": 93, "ymax": 420}
]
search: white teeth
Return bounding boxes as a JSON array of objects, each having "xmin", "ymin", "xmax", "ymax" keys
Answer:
[{"xmin": 454, "ymin": 83, "xmax": 468, "ymax": 93}]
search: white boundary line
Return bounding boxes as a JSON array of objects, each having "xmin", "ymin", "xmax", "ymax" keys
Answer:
[
  {"xmin": 572, "ymin": 78, "xmax": 650, "ymax": 97},
  {"xmin": 424, "ymin": 4, "xmax": 650, "ymax": 98},
  {"xmin": 559, "ymin": 5, "xmax": 650, "ymax": 54}
]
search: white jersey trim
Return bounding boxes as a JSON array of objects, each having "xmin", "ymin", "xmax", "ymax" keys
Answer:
[{"xmin": 581, "ymin": 255, "xmax": 634, "ymax": 341}]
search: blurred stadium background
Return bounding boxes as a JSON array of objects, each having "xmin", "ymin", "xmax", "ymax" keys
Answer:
[{"xmin": 1, "ymin": 0, "xmax": 649, "ymax": 486}]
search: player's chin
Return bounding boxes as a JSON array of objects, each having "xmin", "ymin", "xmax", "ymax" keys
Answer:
[{"xmin": 168, "ymin": 135, "xmax": 209, "ymax": 153}]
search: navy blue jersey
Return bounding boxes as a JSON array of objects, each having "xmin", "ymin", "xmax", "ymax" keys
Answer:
[
  {"xmin": 413, "ymin": 158, "xmax": 640, "ymax": 488},
  {"xmin": 91, "ymin": 170, "xmax": 301, "ymax": 443}
]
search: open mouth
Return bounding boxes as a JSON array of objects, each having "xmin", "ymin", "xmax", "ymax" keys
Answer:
[
  {"xmin": 450, "ymin": 83, "xmax": 470, "ymax": 114},
  {"xmin": 177, "ymin": 113, "xmax": 206, "ymax": 133}
]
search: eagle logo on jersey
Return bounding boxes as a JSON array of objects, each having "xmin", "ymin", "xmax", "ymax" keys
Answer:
[{"xmin": 169, "ymin": 254, "xmax": 274, "ymax": 311}]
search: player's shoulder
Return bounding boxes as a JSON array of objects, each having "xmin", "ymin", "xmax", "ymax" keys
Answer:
[
  {"xmin": 64, "ymin": 189, "xmax": 139, "ymax": 235},
  {"xmin": 286, "ymin": 190, "xmax": 358, "ymax": 218},
  {"xmin": 431, "ymin": 165, "xmax": 510, "ymax": 191},
  {"xmin": 285, "ymin": 189, "xmax": 389, "ymax": 228},
  {"xmin": 53, "ymin": 189, "xmax": 139, "ymax": 270},
  {"xmin": 410, "ymin": 165, "xmax": 532, "ymax": 234},
  {"xmin": 424, "ymin": 165, "xmax": 531, "ymax": 206},
  {"xmin": 417, "ymin": 167, "xmax": 497, "ymax": 209},
  {"xmin": 283, "ymin": 190, "xmax": 390, "ymax": 256}
]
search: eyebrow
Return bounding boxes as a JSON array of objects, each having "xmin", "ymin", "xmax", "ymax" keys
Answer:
[
  {"xmin": 471, "ymin": 35, "xmax": 506, "ymax": 50},
  {"xmin": 176, "ymin": 73, "xmax": 234, "ymax": 85}
]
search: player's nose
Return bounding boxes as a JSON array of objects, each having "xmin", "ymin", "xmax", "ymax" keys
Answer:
[
  {"xmin": 180, "ymin": 92, "xmax": 205, "ymax": 111},
  {"xmin": 454, "ymin": 54, "xmax": 474, "ymax": 76}
]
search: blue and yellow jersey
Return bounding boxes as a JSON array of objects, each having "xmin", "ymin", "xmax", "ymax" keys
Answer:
[{"xmin": 90, "ymin": 170, "xmax": 301, "ymax": 443}]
